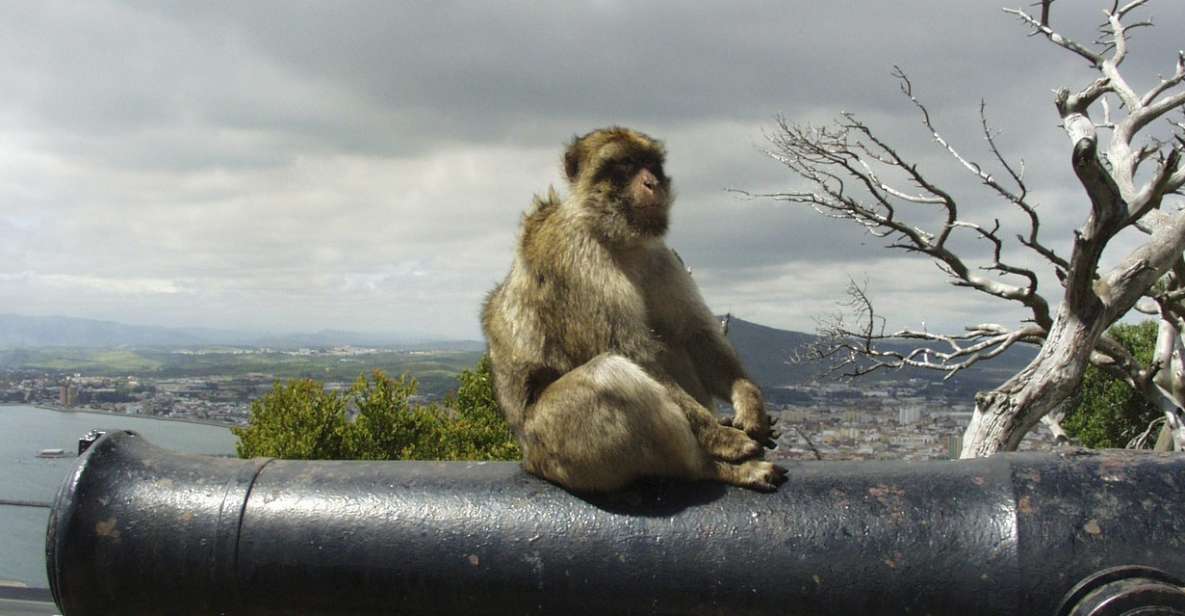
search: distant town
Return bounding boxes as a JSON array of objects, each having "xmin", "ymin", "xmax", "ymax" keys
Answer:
[
  {"xmin": 0, "ymin": 344, "xmax": 1061, "ymax": 462},
  {"xmin": 769, "ymin": 381, "xmax": 1060, "ymax": 461},
  {"xmin": 0, "ymin": 345, "xmax": 446, "ymax": 425}
]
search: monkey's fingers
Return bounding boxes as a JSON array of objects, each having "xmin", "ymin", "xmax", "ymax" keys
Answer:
[
  {"xmin": 743, "ymin": 423, "xmax": 778, "ymax": 447},
  {"xmin": 719, "ymin": 416, "xmax": 734, "ymax": 427}
]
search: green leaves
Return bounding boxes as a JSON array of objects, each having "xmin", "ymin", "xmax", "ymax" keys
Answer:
[
  {"xmin": 232, "ymin": 357, "xmax": 520, "ymax": 461},
  {"xmin": 1063, "ymin": 321, "xmax": 1161, "ymax": 448},
  {"xmin": 439, "ymin": 356, "xmax": 521, "ymax": 460},
  {"xmin": 232, "ymin": 379, "xmax": 350, "ymax": 459}
]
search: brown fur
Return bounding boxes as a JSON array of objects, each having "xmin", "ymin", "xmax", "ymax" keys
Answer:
[{"xmin": 482, "ymin": 127, "xmax": 784, "ymax": 492}]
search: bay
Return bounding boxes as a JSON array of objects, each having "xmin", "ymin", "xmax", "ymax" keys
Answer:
[{"xmin": 0, "ymin": 404, "xmax": 236, "ymax": 588}]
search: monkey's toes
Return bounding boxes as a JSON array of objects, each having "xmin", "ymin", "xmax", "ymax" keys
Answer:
[
  {"xmin": 745, "ymin": 461, "xmax": 788, "ymax": 492},
  {"xmin": 764, "ymin": 463, "xmax": 788, "ymax": 485}
]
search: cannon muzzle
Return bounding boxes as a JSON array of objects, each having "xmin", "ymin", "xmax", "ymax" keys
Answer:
[{"xmin": 46, "ymin": 430, "xmax": 1185, "ymax": 615}]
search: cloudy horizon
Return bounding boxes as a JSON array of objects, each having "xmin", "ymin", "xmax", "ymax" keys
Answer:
[{"xmin": 2, "ymin": 1, "xmax": 1182, "ymax": 341}]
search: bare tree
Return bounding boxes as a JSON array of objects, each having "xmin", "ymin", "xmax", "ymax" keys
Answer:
[{"xmin": 756, "ymin": 0, "xmax": 1185, "ymax": 457}]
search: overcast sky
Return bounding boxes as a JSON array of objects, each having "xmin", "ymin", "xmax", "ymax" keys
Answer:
[{"xmin": 1, "ymin": 1, "xmax": 1182, "ymax": 340}]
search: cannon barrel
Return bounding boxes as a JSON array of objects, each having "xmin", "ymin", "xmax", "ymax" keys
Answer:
[{"xmin": 46, "ymin": 430, "xmax": 1185, "ymax": 615}]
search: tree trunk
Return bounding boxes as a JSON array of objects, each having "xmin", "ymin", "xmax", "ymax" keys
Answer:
[
  {"xmin": 1151, "ymin": 317, "xmax": 1185, "ymax": 452},
  {"xmin": 960, "ymin": 305, "xmax": 1104, "ymax": 457},
  {"xmin": 1155, "ymin": 405, "xmax": 1185, "ymax": 451},
  {"xmin": 1154, "ymin": 424, "xmax": 1174, "ymax": 451}
]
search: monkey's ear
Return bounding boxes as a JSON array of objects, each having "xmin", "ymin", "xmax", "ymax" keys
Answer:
[{"xmin": 563, "ymin": 141, "xmax": 582, "ymax": 183}]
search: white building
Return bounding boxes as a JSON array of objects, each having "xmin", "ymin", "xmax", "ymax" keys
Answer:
[{"xmin": 898, "ymin": 406, "xmax": 922, "ymax": 425}]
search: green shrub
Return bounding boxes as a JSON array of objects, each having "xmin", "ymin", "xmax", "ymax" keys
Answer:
[{"xmin": 233, "ymin": 356, "xmax": 520, "ymax": 461}]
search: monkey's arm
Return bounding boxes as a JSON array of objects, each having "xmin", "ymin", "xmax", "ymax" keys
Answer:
[
  {"xmin": 684, "ymin": 328, "xmax": 777, "ymax": 448},
  {"xmin": 653, "ymin": 249, "xmax": 777, "ymax": 447}
]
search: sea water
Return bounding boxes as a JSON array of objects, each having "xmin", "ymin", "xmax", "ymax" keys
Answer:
[{"xmin": 0, "ymin": 404, "xmax": 236, "ymax": 588}]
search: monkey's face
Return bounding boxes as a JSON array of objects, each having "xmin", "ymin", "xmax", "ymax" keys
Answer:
[
  {"xmin": 600, "ymin": 149, "xmax": 671, "ymax": 237},
  {"xmin": 566, "ymin": 128, "xmax": 674, "ymax": 241}
]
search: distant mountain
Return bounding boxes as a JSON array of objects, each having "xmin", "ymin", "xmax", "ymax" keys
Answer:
[
  {"xmin": 0, "ymin": 314, "xmax": 482, "ymax": 351},
  {"xmin": 250, "ymin": 329, "xmax": 483, "ymax": 351},
  {"xmin": 0, "ymin": 313, "xmax": 1033, "ymax": 392},
  {"xmin": 0, "ymin": 314, "xmax": 222, "ymax": 347},
  {"xmin": 722, "ymin": 317, "xmax": 816, "ymax": 387}
]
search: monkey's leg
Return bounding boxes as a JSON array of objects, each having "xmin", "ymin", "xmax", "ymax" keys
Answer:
[
  {"xmin": 660, "ymin": 384, "xmax": 763, "ymax": 463},
  {"xmin": 521, "ymin": 353, "xmax": 731, "ymax": 492}
]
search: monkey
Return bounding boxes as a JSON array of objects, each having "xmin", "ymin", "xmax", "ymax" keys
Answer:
[{"xmin": 481, "ymin": 127, "xmax": 786, "ymax": 493}]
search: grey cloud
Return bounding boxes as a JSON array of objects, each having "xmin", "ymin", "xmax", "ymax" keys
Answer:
[
  {"xmin": 13, "ymin": 0, "xmax": 1165, "ymax": 156},
  {"xmin": 1, "ymin": 0, "xmax": 1182, "ymax": 338}
]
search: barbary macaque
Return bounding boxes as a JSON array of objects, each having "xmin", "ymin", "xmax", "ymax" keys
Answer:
[{"xmin": 482, "ymin": 127, "xmax": 784, "ymax": 492}]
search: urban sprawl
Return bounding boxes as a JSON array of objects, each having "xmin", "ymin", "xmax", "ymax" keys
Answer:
[{"xmin": 1, "ymin": 346, "xmax": 1060, "ymax": 462}]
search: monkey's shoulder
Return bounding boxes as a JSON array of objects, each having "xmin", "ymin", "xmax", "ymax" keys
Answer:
[
  {"xmin": 517, "ymin": 189, "xmax": 575, "ymax": 264},
  {"xmin": 533, "ymin": 186, "xmax": 562, "ymax": 209},
  {"xmin": 522, "ymin": 187, "xmax": 562, "ymax": 233}
]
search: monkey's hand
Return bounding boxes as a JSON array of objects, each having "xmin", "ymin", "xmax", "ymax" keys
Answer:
[{"xmin": 721, "ymin": 380, "xmax": 778, "ymax": 449}]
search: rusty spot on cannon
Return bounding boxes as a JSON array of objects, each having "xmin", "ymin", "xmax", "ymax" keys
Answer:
[
  {"xmin": 95, "ymin": 517, "xmax": 121, "ymax": 543},
  {"xmin": 867, "ymin": 483, "xmax": 900, "ymax": 502},
  {"xmin": 1017, "ymin": 469, "xmax": 1041, "ymax": 484}
]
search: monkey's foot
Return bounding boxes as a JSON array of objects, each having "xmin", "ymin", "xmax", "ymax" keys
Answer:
[
  {"xmin": 700, "ymin": 425, "xmax": 763, "ymax": 462},
  {"xmin": 714, "ymin": 460, "xmax": 788, "ymax": 492}
]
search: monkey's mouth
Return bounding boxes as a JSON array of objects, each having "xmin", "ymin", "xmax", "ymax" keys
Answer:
[
  {"xmin": 626, "ymin": 204, "xmax": 669, "ymax": 237},
  {"xmin": 635, "ymin": 191, "xmax": 670, "ymax": 211}
]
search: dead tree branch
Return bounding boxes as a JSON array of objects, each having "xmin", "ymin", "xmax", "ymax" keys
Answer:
[{"xmin": 763, "ymin": 0, "xmax": 1185, "ymax": 456}]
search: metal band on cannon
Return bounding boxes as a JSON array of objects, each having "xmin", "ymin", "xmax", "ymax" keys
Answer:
[{"xmin": 45, "ymin": 430, "xmax": 1185, "ymax": 615}]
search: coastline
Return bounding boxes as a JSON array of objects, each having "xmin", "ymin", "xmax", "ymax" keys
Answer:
[{"xmin": 1, "ymin": 402, "xmax": 236, "ymax": 430}]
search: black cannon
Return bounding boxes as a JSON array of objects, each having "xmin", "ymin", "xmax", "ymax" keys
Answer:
[{"xmin": 46, "ymin": 430, "xmax": 1185, "ymax": 615}]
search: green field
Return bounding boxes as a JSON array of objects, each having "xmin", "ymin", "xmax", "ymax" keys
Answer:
[{"xmin": 0, "ymin": 348, "xmax": 484, "ymax": 396}]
